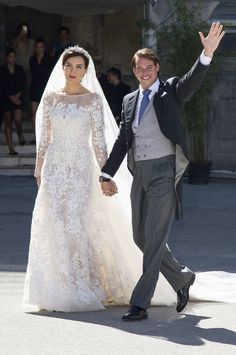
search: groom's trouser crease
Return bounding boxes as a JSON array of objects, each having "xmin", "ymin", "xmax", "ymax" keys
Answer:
[{"xmin": 130, "ymin": 155, "xmax": 193, "ymax": 309}]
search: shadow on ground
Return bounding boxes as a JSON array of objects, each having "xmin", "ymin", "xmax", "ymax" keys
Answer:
[{"xmin": 31, "ymin": 305, "xmax": 236, "ymax": 347}]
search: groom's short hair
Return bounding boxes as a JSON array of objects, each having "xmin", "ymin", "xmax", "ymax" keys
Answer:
[{"xmin": 131, "ymin": 48, "xmax": 160, "ymax": 68}]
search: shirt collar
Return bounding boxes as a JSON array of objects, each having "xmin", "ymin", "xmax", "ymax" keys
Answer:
[{"xmin": 139, "ymin": 78, "xmax": 160, "ymax": 95}]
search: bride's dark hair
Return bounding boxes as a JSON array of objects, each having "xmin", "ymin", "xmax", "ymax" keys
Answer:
[{"xmin": 62, "ymin": 46, "xmax": 90, "ymax": 69}]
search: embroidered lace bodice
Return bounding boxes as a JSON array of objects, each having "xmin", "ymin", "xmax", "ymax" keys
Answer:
[{"xmin": 34, "ymin": 91, "xmax": 108, "ymax": 177}]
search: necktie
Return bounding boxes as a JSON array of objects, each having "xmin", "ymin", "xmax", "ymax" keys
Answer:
[{"xmin": 138, "ymin": 89, "xmax": 151, "ymax": 125}]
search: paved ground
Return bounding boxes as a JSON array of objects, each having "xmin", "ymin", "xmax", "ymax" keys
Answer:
[{"xmin": 0, "ymin": 176, "xmax": 236, "ymax": 355}]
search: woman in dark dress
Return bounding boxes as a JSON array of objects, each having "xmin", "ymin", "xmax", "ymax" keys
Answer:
[
  {"xmin": 0, "ymin": 48, "xmax": 26, "ymax": 155},
  {"xmin": 30, "ymin": 38, "xmax": 53, "ymax": 140}
]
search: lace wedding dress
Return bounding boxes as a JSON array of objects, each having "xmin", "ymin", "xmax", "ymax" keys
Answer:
[
  {"xmin": 23, "ymin": 90, "xmax": 140, "ymax": 312},
  {"xmin": 23, "ymin": 90, "xmax": 236, "ymax": 312}
]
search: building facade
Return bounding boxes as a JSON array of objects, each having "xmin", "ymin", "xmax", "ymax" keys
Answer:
[{"xmin": 0, "ymin": 0, "xmax": 235, "ymax": 171}]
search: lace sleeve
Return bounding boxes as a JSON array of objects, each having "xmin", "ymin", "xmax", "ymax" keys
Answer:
[
  {"xmin": 34, "ymin": 95, "xmax": 52, "ymax": 177},
  {"xmin": 91, "ymin": 94, "xmax": 108, "ymax": 169}
]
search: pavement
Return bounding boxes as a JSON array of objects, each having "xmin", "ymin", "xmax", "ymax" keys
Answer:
[{"xmin": 0, "ymin": 176, "xmax": 236, "ymax": 355}]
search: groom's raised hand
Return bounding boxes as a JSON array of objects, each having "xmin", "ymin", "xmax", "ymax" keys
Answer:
[
  {"xmin": 101, "ymin": 180, "xmax": 118, "ymax": 197},
  {"xmin": 199, "ymin": 22, "xmax": 225, "ymax": 58}
]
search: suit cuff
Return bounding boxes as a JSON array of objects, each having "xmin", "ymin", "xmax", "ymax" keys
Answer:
[
  {"xmin": 102, "ymin": 172, "xmax": 113, "ymax": 179},
  {"xmin": 200, "ymin": 50, "xmax": 212, "ymax": 66}
]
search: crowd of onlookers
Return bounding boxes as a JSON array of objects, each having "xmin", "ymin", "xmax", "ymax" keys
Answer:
[{"xmin": 0, "ymin": 23, "xmax": 131, "ymax": 155}]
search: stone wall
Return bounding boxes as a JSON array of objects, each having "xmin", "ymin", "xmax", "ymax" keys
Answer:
[
  {"xmin": 103, "ymin": 7, "xmax": 142, "ymax": 80},
  {"xmin": 62, "ymin": 15, "xmax": 104, "ymax": 57},
  {"xmin": 63, "ymin": 7, "xmax": 142, "ymax": 89},
  {"xmin": 208, "ymin": 58, "xmax": 236, "ymax": 171}
]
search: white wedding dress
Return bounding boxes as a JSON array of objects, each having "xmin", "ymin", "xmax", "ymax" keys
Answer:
[
  {"xmin": 23, "ymin": 90, "xmax": 138, "ymax": 312},
  {"xmin": 23, "ymin": 90, "xmax": 236, "ymax": 313}
]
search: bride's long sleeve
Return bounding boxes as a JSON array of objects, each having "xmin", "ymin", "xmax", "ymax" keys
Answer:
[
  {"xmin": 34, "ymin": 96, "xmax": 52, "ymax": 177},
  {"xmin": 91, "ymin": 95, "xmax": 108, "ymax": 169}
]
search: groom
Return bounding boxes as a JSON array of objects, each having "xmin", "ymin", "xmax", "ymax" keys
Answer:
[{"xmin": 100, "ymin": 23, "xmax": 224, "ymax": 321}]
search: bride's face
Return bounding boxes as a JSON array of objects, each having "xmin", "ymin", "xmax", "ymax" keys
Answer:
[{"xmin": 63, "ymin": 56, "xmax": 87, "ymax": 84}]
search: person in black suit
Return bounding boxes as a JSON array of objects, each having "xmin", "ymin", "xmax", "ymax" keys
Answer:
[
  {"xmin": 30, "ymin": 38, "xmax": 53, "ymax": 141},
  {"xmin": 100, "ymin": 23, "xmax": 225, "ymax": 321},
  {"xmin": 106, "ymin": 67, "xmax": 131, "ymax": 126},
  {"xmin": 0, "ymin": 48, "xmax": 26, "ymax": 155}
]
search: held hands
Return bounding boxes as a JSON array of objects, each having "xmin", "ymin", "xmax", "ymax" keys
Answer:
[
  {"xmin": 199, "ymin": 22, "xmax": 225, "ymax": 58},
  {"xmin": 101, "ymin": 180, "xmax": 118, "ymax": 197}
]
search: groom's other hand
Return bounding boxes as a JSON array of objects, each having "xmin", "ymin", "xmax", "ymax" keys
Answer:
[
  {"xmin": 101, "ymin": 180, "xmax": 118, "ymax": 197},
  {"xmin": 199, "ymin": 21, "xmax": 225, "ymax": 58}
]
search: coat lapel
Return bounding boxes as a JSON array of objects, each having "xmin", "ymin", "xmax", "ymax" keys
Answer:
[
  {"xmin": 153, "ymin": 81, "xmax": 165, "ymax": 124},
  {"xmin": 125, "ymin": 89, "xmax": 139, "ymax": 125}
]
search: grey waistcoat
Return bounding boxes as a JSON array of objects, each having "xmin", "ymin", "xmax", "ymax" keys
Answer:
[{"xmin": 132, "ymin": 100, "xmax": 175, "ymax": 161}]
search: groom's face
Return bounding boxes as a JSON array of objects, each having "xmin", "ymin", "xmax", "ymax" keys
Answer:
[{"xmin": 133, "ymin": 57, "xmax": 159, "ymax": 89}]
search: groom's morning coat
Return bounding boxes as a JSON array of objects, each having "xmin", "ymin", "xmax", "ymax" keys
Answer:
[{"xmin": 102, "ymin": 57, "xmax": 210, "ymax": 217}]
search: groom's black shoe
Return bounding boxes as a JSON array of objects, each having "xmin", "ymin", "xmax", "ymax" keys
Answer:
[
  {"xmin": 122, "ymin": 305, "xmax": 148, "ymax": 321},
  {"xmin": 176, "ymin": 274, "xmax": 196, "ymax": 313}
]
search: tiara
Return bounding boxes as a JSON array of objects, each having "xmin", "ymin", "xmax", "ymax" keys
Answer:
[{"xmin": 63, "ymin": 45, "xmax": 90, "ymax": 58}]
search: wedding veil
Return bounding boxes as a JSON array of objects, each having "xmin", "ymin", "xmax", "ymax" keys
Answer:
[
  {"xmin": 36, "ymin": 46, "xmax": 118, "ymax": 151},
  {"xmin": 35, "ymin": 45, "xmax": 132, "ymax": 194}
]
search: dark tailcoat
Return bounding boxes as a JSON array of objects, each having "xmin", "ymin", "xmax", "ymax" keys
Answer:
[{"xmin": 102, "ymin": 57, "xmax": 210, "ymax": 217}]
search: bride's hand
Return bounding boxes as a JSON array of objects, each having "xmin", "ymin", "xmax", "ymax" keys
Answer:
[{"xmin": 101, "ymin": 180, "xmax": 118, "ymax": 197}]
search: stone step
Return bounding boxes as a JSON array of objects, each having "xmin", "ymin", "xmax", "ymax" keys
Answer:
[
  {"xmin": 0, "ymin": 153, "xmax": 35, "ymax": 167},
  {"xmin": 0, "ymin": 165, "xmax": 35, "ymax": 176},
  {"xmin": 22, "ymin": 120, "xmax": 34, "ymax": 130},
  {"xmin": 1, "ymin": 118, "xmax": 36, "ymax": 176},
  {"xmin": 0, "ymin": 131, "xmax": 35, "ymax": 143},
  {"xmin": 2, "ymin": 119, "xmax": 34, "ymax": 130},
  {"xmin": 0, "ymin": 143, "xmax": 36, "ymax": 154}
]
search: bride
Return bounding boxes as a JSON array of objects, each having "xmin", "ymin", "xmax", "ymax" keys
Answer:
[
  {"xmin": 23, "ymin": 45, "xmax": 139, "ymax": 312},
  {"xmin": 23, "ymin": 46, "xmax": 236, "ymax": 313}
]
